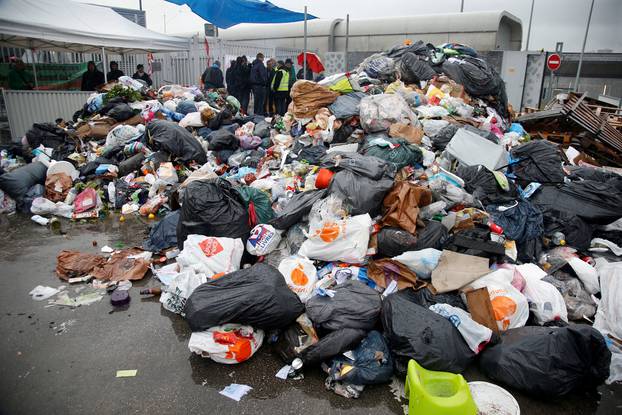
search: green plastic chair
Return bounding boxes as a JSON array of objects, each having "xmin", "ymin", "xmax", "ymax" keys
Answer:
[{"xmin": 405, "ymin": 360, "xmax": 477, "ymax": 415}]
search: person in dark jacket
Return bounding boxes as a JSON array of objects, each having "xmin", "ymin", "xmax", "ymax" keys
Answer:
[
  {"xmin": 225, "ymin": 59, "xmax": 236, "ymax": 96},
  {"xmin": 296, "ymin": 65, "xmax": 313, "ymax": 81},
  {"xmin": 81, "ymin": 61, "xmax": 105, "ymax": 91},
  {"xmin": 132, "ymin": 64, "xmax": 152, "ymax": 87},
  {"xmin": 285, "ymin": 58, "xmax": 296, "ymax": 108},
  {"xmin": 107, "ymin": 61, "xmax": 124, "ymax": 82},
  {"xmin": 266, "ymin": 58, "xmax": 277, "ymax": 116},
  {"xmin": 249, "ymin": 53, "xmax": 268, "ymax": 116},
  {"xmin": 271, "ymin": 61, "xmax": 290, "ymax": 116},
  {"xmin": 233, "ymin": 56, "xmax": 251, "ymax": 114},
  {"xmin": 201, "ymin": 60, "xmax": 224, "ymax": 90}
]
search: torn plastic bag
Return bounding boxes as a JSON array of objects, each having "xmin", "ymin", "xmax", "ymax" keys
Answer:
[
  {"xmin": 161, "ymin": 269, "xmax": 207, "ymax": 315},
  {"xmin": 273, "ymin": 314, "xmax": 319, "ymax": 363},
  {"xmin": 287, "ymin": 144, "xmax": 327, "ymax": 165},
  {"xmin": 270, "ymin": 189, "xmax": 328, "ymax": 230},
  {"xmin": 146, "ymin": 120, "xmax": 206, "ymax": 164},
  {"xmin": 188, "ymin": 324, "xmax": 264, "ymax": 364},
  {"xmin": 359, "ymin": 94, "xmax": 416, "ymax": 133},
  {"xmin": 376, "ymin": 227, "xmax": 418, "ymax": 257},
  {"xmin": 567, "ymin": 257, "xmax": 600, "ymax": 295},
  {"xmin": 143, "ymin": 210, "xmax": 179, "ymax": 252},
  {"xmin": 0, "ymin": 161, "xmax": 47, "ymax": 203},
  {"xmin": 479, "ymin": 325, "xmax": 611, "ymax": 397},
  {"xmin": 381, "ymin": 181, "xmax": 432, "ymax": 235},
  {"xmin": 399, "ymin": 52, "xmax": 437, "ymax": 84},
  {"xmin": 25, "ymin": 123, "xmax": 72, "ymax": 157},
  {"xmin": 328, "ymin": 169, "xmax": 394, "ymax": 216},
  {"xmin": 360, "ymin": 135, "xmax": 423, "ymax": 170},
  {"xmin": 184, "ymin": 263, "xmax": 305, "ymax": 331},
  {"xmin": 429, "ymin": 304, "xmax": 493, "ymax": 354},
  {"xmin": 177, "ymin": 178, "xmax": 250, "ymax": 249},
  {"xmin": 177, "ymin": 235, "xmax": 244, "ymax": 278},
  {"xmin": 328, "ymin": 92, "xmax": 367, "ymax": 119},
  {"xmin": 393, "ymin": 248, "xmax": 442, "ymax": 280},
  {"xmin": 306, "ymin": 280, "xmax": 381, "ymax": 331},
  {"xmin": 510, "ymin": 140, "xmax": 564, "ymax": 184},
  {"xmin": 327, "ymin": 331, "xmax": 394, "ymax": 385},
  {"xmin": 530, "ymin": 179, "xmax": 622, "ymax": 224},
  {"xmin": 382, "ymin": 290, "xmax": 475, "ymax": 374},
  {"xmin": 517, "ymin": 263, "xmax": 568, "ymax": 325},
  {"xmin": 358, "ymin": 54, "xmax": 396, "ymax": 81},
  {"xmin": 253, "ymin": 121, "xmax": 271, "ymax": 138},
  {"xmin": 456, "ymin": 165, "xmax": 519, "ymax": 206},
  {"xmin": 302, "ymin": 328, "xmax": 367, "ymax": 365},
  {"xmin": 235, "ymin": 186, "xmax": 275, "ymax": 226},
  {"xmin": 542, "ymin": 270, "xmax": 596, "ymax": 320},
  {"xmin": 321, "ymin": 152, "xmax": 394, "ymax": 181}
]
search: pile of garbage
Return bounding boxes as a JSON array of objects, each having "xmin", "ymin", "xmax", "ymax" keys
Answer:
[{"xmin": 3, "ymin": 41, "xmax": 622, "ymax": 405}]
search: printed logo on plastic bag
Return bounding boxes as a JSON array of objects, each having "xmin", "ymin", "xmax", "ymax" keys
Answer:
[
  {"xmin": 278, "ymin": 255, "xmax": 318, "ymax": 303},
  {"xmin": 246, "ymin": 224, "xmax": 281, "ymax": 256},
  {"xmin": 199, "ymin": 238, "xmax": 224, "ymax": 257}
]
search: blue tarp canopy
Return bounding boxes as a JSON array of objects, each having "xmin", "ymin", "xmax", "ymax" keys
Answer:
[{"xmin": 167, "ymin": 0, "xmax": 316, "ymax": 29}]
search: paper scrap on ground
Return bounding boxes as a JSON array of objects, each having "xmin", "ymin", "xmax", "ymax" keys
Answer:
[
  {"xmin": 101, "ymin": 245, "xmax": 114, "ymax": 253},
  {"xmin": 276, "ymin": 365, "xmax": 291, "ymax": 380},
  {"xmin": 29, "ymin": 285, "xmax": 61, "ymax": 301},
  {"xmin": 116, "ymin": 369, "xmax": 137, "ymax": 377},
  {"xmin": 219, "ymin": 383, "xmax": 252, "ymax": 401}
]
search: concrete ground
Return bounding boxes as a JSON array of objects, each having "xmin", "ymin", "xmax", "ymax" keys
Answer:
[{"xmin": 0, "ymin": 213, "xmax": 621, "ymax": 415}]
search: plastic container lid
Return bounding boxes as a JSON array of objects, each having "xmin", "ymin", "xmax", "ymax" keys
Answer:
[
  {"xmin": 110, "ymin": 290, "xmax": 131, "ymax": 306},
  {"xmin": 468, "ymin": 381, "xmax": 520, "ymax": 415},
  {"xmin": 315, "ymin": 168, "xmax": 334, "ymax": 189},
  {"xmin": 47, "ymin": 160, "xmax": 79, "ymax": 180}
]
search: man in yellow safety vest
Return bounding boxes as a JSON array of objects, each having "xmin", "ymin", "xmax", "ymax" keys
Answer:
[{"xmin": 271, "ymin": 60, "xmax": 290, "ymax": 115}]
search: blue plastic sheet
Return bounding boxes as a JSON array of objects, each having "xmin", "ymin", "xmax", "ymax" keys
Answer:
[{"xmin": 167, "ymin": 0, "xmax": 316, "ymax": 29}]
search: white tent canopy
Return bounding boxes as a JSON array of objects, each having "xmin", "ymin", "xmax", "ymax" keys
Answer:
[{"xmin": 0, "ymin": 0, "xmax": 189, "ymax": 53}]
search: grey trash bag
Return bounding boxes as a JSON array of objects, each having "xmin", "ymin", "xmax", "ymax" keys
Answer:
[
  {"xmin": 184, "ymin": 263, "xmax": 305, "ymax": 331},
  {"xmin": 479, "ymin": 325, "xmax": 611, "ymax": 397},
  {"xmin": 146, "ymin": 120, "xmax": 207, "ymax": 164},
  {"xmin": 270, "ymin": 189, "xmax": 328, "ymax": 230},
  {"xmin": 382, "ymin": 290, "xmax": 474, "ymax": 375},
  {"xmin": 143, "ymin": 210, "xmax": 179, "ymax": 252},
  {"xmin": 328, "ymin": 169, "xmax": 394, "ymax": 216},
  {"xmin": 376, "ymin": 227, "xmax": 418, "ymax": 257},
  {"xmin": 543, "ymin": 271, "xmax": 596, "ymax": 320},
  {"xmin": 510, "ymin": 140, "xmax": 565, "ymax": 184},
  {"xmin": 328, "ymin": 92, "xmax": 367, "ymax": 119},
  {"xmin": 301, "ymin": 328, "xmax": 368, "ymax": 365},
  {"xmin": 0, "ymin": 161, "xmax": 48, "ymax": 210},
  {"xmin": 321, "ymin": 152, "xmax": 395, "ymax": 181},
  {"xmin": 253, "ymin": 121, "xmax": 271, "ymax": 138},
  {"xmin": 306, "ymin": 280, "xmax": 382, "ymax": 331}
]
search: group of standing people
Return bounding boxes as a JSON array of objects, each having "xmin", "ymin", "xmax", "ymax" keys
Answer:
[{"xmin": 81, "ymin": 61, "xmax": 152, "ymax": 91}]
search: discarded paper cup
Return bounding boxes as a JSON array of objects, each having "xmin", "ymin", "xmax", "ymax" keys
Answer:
[
  {"xmin": 315, "ymin": 168, "xmax": 334, "ymax": 189},
  {"xmin": 468, "ymin": 381, "xmax": 520, "ymax": 415}
]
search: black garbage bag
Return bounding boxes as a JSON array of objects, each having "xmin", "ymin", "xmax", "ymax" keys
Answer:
[
  {"xmin": 143, "ymin": 210, "xmax": 179, "ymax": 252},
  {"xmin": 382, "ymin": 290, "xmax": 474, "ymax": 374},
  {"xmin": 479, "ymin": 325, "xmax": 611, "ymax": 397},
  {"xmin": 184, "ymin": 263, "xmax": 305, "ymax": 331},
  {"xmin": 253, "ymin": 121, "xmax": 271, "ymax": 138},
  {"xmin": 177, "ymin": 178, "xmax": 250, "ymax": 248},
  {"xmin": 328, "ymin": 169, "xmax": 394, "ymax": 216},
  {"xmin": 543, "ymin": 270, "xmax": 596, "ymax": 320},
  {"xmin": 538, "ymin": 206, "xmax": 594, "ymax": 251},
  {"xmin": 0, "ymin": 161, "xmax": 48, "ymax": 203},
  {"xmin": 306, "ymin": 280, "xmax": 381, "ymax": 331},
  {"xmin": 414, "ymin": 220, "xmax": 449, "ymax": 250},
  {"xmin": 531, "ymin": 178, "xmax": 622, "ymax": 225},
  {"xmin": 566, "ymin": 166, "xmax": 620, "ymax": 182},
  {"xmin": 332, "ymin": 123, "xmax": 356, "ymax": 144},
  {"xmin": 510, "ymin": 140, "xmax": 565, "ymax": 184},
  {"xmin": 287, "ymin": 144, "xmax": 327, "ymax": 165},
  {"xmin": 431, "ymin": 123, "xmax": 460, "ymax": 151},
  {"xmin": 301, "ymin": 328, "xmax": 367, "ymax": 366},
  {"xmin": 117, "ymin": 153, "xmax": 146, "ymax": 177},
  {"xmin": 207, "ymin": 128, "xmax": 239, "ymax": 152},
  {"xmin": 24, "ymin": 123, "xmax": 74, "ymax": 160},
  {"xmin": 105, "ymin": 103, "xmax": 134, "ymax": 122},
  {"xmin": 176, "ymin": 100, "xmax": 197, "ymax": 115},
  {"xmin": 327, "ymin": 331, "xmax": 394, "ymax": 385},
  {"xmin": 270, "ymin": 189, "xmax": 328, "ymax": 230},
  {"xmin": 386, "ymin": 40, "xmax": 431, "ymax": 59},
  {"xmin": 321, "ymin": 152, "xmax": 395, "ymax": 181},
  {"xmin": 399, "ymin": 52, "xmax": 437, "ymax": 84},
  {"xmin": 329, "ymin": 92, "xmax": 367, "ymax": 119},
  {"xmin": 456, "ymin": 165, "xmax": 519, "ymax": 206},
  {"xmin": 376, "ymin": 227, "xmax": 418, "ymax": 257},
  {"xmin": 146, "ymin": 120, "xmax": 206, "ymax": 164},
  {"xmin": 486, "ymin": 199, "xmax": 543, "ymax": 262},
  {"xmin": 406, "ymin": 286, "xmax": 467, "ymax": 310}
]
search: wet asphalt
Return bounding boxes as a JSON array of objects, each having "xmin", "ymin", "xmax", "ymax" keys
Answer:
[{"xmin": 0, "ymin": 213, "xmax": 621, "ymax": 415}]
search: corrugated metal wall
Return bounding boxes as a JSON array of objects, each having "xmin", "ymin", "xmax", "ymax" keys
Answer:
[{"xmin": 2, "ymin": 90, "xmax": 92, "ymax": 141}]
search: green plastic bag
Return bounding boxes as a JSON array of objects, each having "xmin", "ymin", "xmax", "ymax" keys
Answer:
[{"xmin": 235, "ymin": 186, "xmax": 275, "ymax": 225}]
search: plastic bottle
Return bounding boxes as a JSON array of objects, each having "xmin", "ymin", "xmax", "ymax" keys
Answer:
[
  {"xmin": 552, "ymin": 232, "xmax": 566, "ymax": 246},
  {"xmin": 64, "ymin": 188, "xmax": 78, "ymax": 205},
  {"xmin": 140, "ymin": 287, "xmax": 162, "ymax": 296}
]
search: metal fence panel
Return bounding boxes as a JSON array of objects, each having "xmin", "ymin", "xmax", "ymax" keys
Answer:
[{"xmin": 2, "ymin": 89, "xmax": 92, "ymax": 141}]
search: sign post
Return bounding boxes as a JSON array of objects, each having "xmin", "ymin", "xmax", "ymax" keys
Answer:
[{"xmin": 546, "ymin": 46, "xmax": 562, "ymax": 101}]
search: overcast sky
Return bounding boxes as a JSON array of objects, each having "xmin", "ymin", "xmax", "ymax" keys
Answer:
[{"xmin": 81, "ymin": 0, "xmax": 622, "ymax": 52}]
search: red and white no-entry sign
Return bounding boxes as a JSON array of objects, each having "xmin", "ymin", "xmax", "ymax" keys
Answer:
[{"xmin": 547, "ymin": 53, "xmax": 562, "ymax": 71}]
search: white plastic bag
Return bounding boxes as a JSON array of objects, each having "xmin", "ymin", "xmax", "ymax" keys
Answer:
[
  {"xmin": 593, "ymin": 258, "xmax": 622, "ymax": 340},
  {"xmin": 246, "ymin": 224, "xmax": 282, "ymax": 256},
  {"xmin": 31, "ymin": 197, "xmax": 73, "ymax": 219},
  {"xmin": 177, "ymin": 235, "xmax": 244, "ymax": 278},
  {"xmin": 466, "ymin": 269, "xmax": 529, "ymax": 331},
  {"xmin": 393, "ymin": 248, "xmax": 442, "ymax": 279},
  {"xmin": 568, "ymin": 257, "xmax": 600, "ymax": 294},
  {"xmin": 429, "ymin": 303, "xmax": 493, "ymax": 354},
  {"xmin": 517, "ymin": 263, "xmax": 568, "ymax": 324},
  {"xmin": 298, "ymin": 214, "xmax": 372, "ymax": 264},
  {"xmin": 188, "ymin": 324, "xmax": 264, "ymax": 364},
  {"xmin": 278, "ymin": 255, "xmax": 318, "ymax": 302},
  {"xmin": 359, "ymin": 93, "xmax": 417, "ymax": 133},
  {"xmin": 105, "ymin": 124, "xmax": 144, "ymax": 147},
  {"xmin": 160, "ymin": 270, "xmax": 207, "ymax": 315}
]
